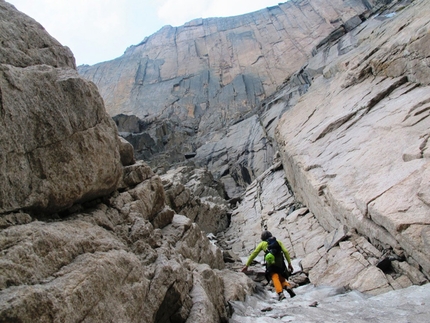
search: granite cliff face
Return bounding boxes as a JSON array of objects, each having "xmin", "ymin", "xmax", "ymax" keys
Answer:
[
  {"xmin": 80, "ymin": 0, "xmax": 373, "ymax": 126},
  {"xmin": 275, "ymin": 0, "xmax": 430, "ymax": 281},
  {"xmin": 79, "ymin": 0, "xmax": 389, "ymax": 196}
]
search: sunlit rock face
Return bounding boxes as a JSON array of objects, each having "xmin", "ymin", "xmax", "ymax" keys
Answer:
[{"xmin": 79, "ymin": 0, "xmax": 379, "ymax": 128}]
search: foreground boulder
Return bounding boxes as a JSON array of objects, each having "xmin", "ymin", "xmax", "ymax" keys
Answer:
[
  {"xmin": 0, "ymin": 0, "xmax": 122, "ymax": 215},
  {"xmin": 0, "ymin": 2, "xmax": 254, "ymax": 322},
  {"xmin": 0, "ymin": 164, "xmax": 253, "ymax": 322}
]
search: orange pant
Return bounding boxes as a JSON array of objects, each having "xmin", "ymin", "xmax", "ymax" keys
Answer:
[{"xmin": 272, "ymin": 273, "xmax": 291, "ymax": 294}]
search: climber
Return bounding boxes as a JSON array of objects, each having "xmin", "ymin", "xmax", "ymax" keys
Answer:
[{"xmin": 241, "ymin": 230, "xmax": 296, "ymax": 301}]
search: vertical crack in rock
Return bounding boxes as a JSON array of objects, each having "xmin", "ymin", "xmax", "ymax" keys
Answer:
[{"xmin": 419, "ymin": 134, "xmax": 430, "ymax": 158}]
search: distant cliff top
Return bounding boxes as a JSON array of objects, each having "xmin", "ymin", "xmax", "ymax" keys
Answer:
[{"xmin": 78, "ymin": 0, "xmax": 381, "ymax": 135}]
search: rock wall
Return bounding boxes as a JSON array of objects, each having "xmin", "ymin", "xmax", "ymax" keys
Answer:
[
  {"xmin": 80, "ymin": 0, "xmax": 380, "ymax": 129},
  {"xmin": 0, "ymin": 162, "xmax": 254, "ymax": 322},
  {"xmin": 2, "ymin": 0, "xmax": 430, "ymax": 321},
  {"xmin": 223, "ymin": 160, "xmax": 427, "ymax": 296},
  {"xmin": 0, "ymin": 2, "xmax": 255, "ymax": 322},
  {"xmin": 274, "ymin": 0, "xmax": 430, "ymax": 278},
  {"xmin": 79, "ymin": 0, "xmax": 391, "ymax": 193}
]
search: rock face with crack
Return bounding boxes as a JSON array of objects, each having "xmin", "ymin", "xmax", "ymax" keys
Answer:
[
  {"xmin": 275, "ymin": 0, "xmax": 430, "ymax": 278},
  {"xmin": 79, "ymin": 0, "xmax": 391, "ymax": 195},
  {"xmin": 79, "ymin": 0, "xmax": 378, "ymax": 128},
  {"xmin": 2, "ymin": 0, "xmax": 430, "ymax": 321}
]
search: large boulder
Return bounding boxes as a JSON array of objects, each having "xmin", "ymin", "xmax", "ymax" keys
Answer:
[
  {"xmin": 0, "ymin": 1, "xmax": 123, "ymax": 215},
  {"xmin": 0, "ymin": 170, "xmax": 239, "ymax": 322},
  {"xmin": 0, "ymin": 3, "xmax": 257, "ymax": 322}
]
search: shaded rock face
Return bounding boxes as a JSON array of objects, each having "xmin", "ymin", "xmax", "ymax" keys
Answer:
[
  {"xmin": 0, "ymin": 3, "xmax": 254, "ymax": 323},
  {"xmin": 161, "ymin": 166, "xmax": 230, "ymax": 234},
  {"xmin": 79, "ymin": 0, "xmax": 390, "ymax": 194},
  {"xmin": 0, "ymin": 0, "xmax": 122, "ymax": 215},
  {"xmin": 0, "ymin": 163, "xmax": 252, "ymax": 323}
]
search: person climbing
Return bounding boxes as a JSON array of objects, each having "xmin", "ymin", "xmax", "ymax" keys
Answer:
[{"xmin": 241, "ymin": 230, "xmax": 296, "ymax": 301}]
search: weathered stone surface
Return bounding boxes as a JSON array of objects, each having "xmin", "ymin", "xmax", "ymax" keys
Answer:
[
  {"xmin": 275, "ymin": 0, "xmax": 430, "ymax": 278},
  {"xmin": 2, "ymin": 0, "xmax": 430, "ymax": 322},
  {"xmin": 194, "ymin": 115, "xmax": 275, "ymax": 198},
  {"xmin": 118, "ymin": 136, "xmax": 136, "ymax": 166},
  {"xmin": 222, "ymin": 156, "xmax": 425, "ymax": 294},
  {"xmin": 324, "ymin": 225, "xmax": 349, "ymax": 251},
  {"xmin": 0, "ymin": 3, "xmax": 256, "ymax": 322},
  {"xmin": 79, "ymin": 0, "xmax": 390, "ymax": 191},
  {"xmin": 120, "ymin": 160, "xmax": 154, "ymax": 188},
  {"xmin": 0, "ymin": 1, "xmax": 75, "ymax": 69},
  {"xmin": 0, "ymin": 166, "xmax": 241, "ymax": 323},
  {"xmin": 161, "ymin": 166, "xmax": 230, "ymax": 234},
  {"xmin": 79, "ymin": 0, "xmax": 377, "ymax": 127},
  {"xmin": 0, "ymin": 3, "xmax": 123, "ymax": 215}
]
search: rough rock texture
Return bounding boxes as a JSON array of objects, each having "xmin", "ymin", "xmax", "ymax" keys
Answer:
[
  {"xmin": 0, "ymin": 2, "xmax": 255, "ymax": 322},
  {"xmin": 2, "ymin": 0, "xmax": 430, "ymax": 322},
  {"xmin": 0, "ymin": 0, "xmax": 123, "ymax": 214},
  {"xmin": 221, "ymin": 161, "xmax": 425, "ymax": 296},
  {"xmin": 79, "ymin": 0, "xmax": 391, "ymax": 194},
  {"xmin": 161, "ymin": 166, "xmax": 230, "ymax": 234},
  {"xmin": 0, "ymin": 164, "xmax": 252, "ymax": 322},
  {"xmin": 80, "ymin": 0, "xmax": 380, "ymax": 126},
  {"xmin": 275, "ymin": 0, "xmax": 430, "ymax": 278}
]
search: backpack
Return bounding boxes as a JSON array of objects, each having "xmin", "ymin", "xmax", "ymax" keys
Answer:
[
  {"xmin": 266, "ymin": 236, "xmax": 282, "ymax": 256},
  {"xmin": 264, "ymin": 236, "xmax": 289, "ymax": 280},
  {"xmin": 265, "ymin": 236, "xmax": 282, "ymax": 267}
]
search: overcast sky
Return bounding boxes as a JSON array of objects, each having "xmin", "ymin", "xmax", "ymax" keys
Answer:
[{"xmin": 8, "ymin": 0, "xmax": 284, "ymax": 66}]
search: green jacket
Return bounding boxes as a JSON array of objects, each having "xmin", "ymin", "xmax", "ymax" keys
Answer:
[{"xmin": 245, "ymin": 239, "xmax": 291, "ymax": 267}]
